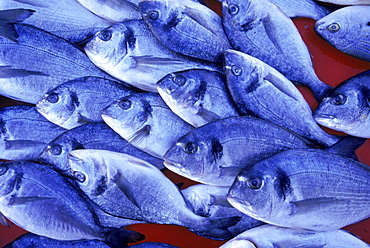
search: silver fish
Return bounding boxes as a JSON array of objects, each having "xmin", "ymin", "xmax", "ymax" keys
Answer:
[
  {"xmin": 139, "ymin": 0, "xmax": 231, "ymax": 63},
  {"xmin": 163, "ymin": 116, "xmax": 314, "ymax": 186},
  {"xmin": 101, "ymin": 93, "xmax": 194, "ymax": 158},
  {"xmin": 220, "ymin": 224, "xmax": 370, "ymax": 248},
  {"xmin": 36, "ymin": 77, "xmax": 135, "ymax": 130},
  {"xmin": 157, "ymin": 69, "xmax": 239, "ymax": 128},
  {"xmin": 269, "ymin": 0, "xmax": 329, "ymax": 20},
  {"xmin": 68, "ymin": 149, "xmax": 240, "ymax": 240},
  {"xmin": 222, "ymin": 0, "xmax": 332, "ymax": 101},
  {"xmin": 0, "ymin": 105, "xmax": 66, "ymax": 161},
  {"xmin": 313, "ymin": 70, "xmax": 370, "ymax": 138},
  {"xmin": 227, "ymin": 148, "xmax": 370, "ymax": 231},
  {"xmin": 85, "ymin": 20, "xmax": 219, "ymax": 92},
  {"xmin": 315, "ymin": 6, "xmax": 370, "ymax": 62},
  {"xmin": 0, "ymin": 160, "xmax": 144, "ymax": 245}
]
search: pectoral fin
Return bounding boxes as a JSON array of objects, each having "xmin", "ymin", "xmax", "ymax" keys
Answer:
[
  {"xmin": 77, "ymin": 113, "xmax": 93, "ymax": 125},
  {"xmin": 290, "ymin": 197, "xmax": 347, "ymax": 215},
  {"xmin": 263, "ymin": 73, "xmax": 302, "ymax": 102},
  {"xmin": 183, "ymin": 6, "xmax": 221, "ymax": 36},
  {"xmin": 0, "ymin": 212, "xmax": 10, "ymax": 227},
  {"xmin": 132, "ymin": 56, "xmax": 186, "ymax": 71},
  {"xmin": 220, "ymin": 166, "xmax": 242, "ymax": 177},
  {"xmin": 112, "ymin": 171, "xmax": 141, "ymax": 209},
  {"xmin": 210, "ymin": 195, "xmax": 234, "ymax": 208},
  {"xmin": 0, "ymin": 66, "xmax": 48, "ymax": 78},
  {"xmin": 0, "ymin": 8, "xmax": 34, "ymax": 22},
  {"xmin": 197, "ymin": 106, "xmax": 220, "ymax": 124},
  {"xmin": 262, "ymin": 15, "xmax": 283, "ymax": 54},
  {"xmin": 5, "ymin": 140, "xmax": 45, "ymax": 150},
  {"xmin": 127, "ymin": 125, "xmax": 151, "ymax": 145},
  {"xmin": 9, "ymin": 196, "xmax": 54, "ymax": 205}
]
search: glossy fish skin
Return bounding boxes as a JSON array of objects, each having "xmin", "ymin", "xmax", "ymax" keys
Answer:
[
  {"xmin": 220, "ymin": 224, "xmax": 370, "ymax": 248},
  {"xmin": 0, "ymin": 0, "xmax": 111, "ymax": 43},
  {"xmin": 181, "ymin": 184, "xmax": 264, "ymax": 236},
  {"xmin": 0, "ymin": 105, "xmax": 66, "ymax": 161},
  {"xmin": 68, "ymin": 149, "xmax": 240, "ymax": 240},
  {"xmin": 315, "ymin": 6, "xmax": 370, "ymax": 62},
  {"xmin": 38, "ymin": 122, "xmax": 164, "ymax": 175},
  {"xmin": 0, "ymin": 160, "xmax": 144, "ymax": 245},
  {"xmin": 222, "ymin": 0, "xmax": 332, "ymax": 101},
  {"xmin": 157, "ymin": 69, "xmax": 239, "ymax": 127},
  {"xmin": 269, "ymin": 0, "xmax": 328, "ymax": 20},
  {"xmin": 0, "ymin": 22, "xmax": 114, "ymax": 104},
  {"xmin": 227, "ymin": 148, "xmax": 370, "ymax": 231},
  {"xmin": 224, "ymin": 50, "xmax": 341, "ymax": 147},
  {"xmin": 84, "ymin": 20, "xmax": 219, "ymax": 92},
  {"xmin": 36, "ymin": 76, "xmax": 136, "ymax": 130},
  {"xmin": 139, "ymin": 0, "xmax": 231, "ymax": 63},
  {"xmin": 101, "ymin": 93, "xmax": 194, "ymax": 159},
  {"xmin": 313, "ymin": 70, "xmax": 370, "ymax": 138},
  {"xmin": 163, "ymin": 116, "xmax": 314, "ymax": 186}
]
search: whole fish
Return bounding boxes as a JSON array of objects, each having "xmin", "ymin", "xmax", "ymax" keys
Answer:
[
  {"xmin": 227, "ymin": 148, "xmax": 370, "ymax": 231},
  {"xmin": 315, "ymin": 6, "xmax": 370, "ymax": 62},
  {"xmin": 139, "ymin": 0, "xmax": 231, "ymax": 63},
  {"xmin": 181, "ymin": 184, "xmax": 264, "ymax": 236},
  {"xmin": 101, "ymin": 93, "xmax": 194, "ymax": 158},
  {"xmin": 315, "ymin": 0, "xmax": 370, "ymax": 5},
  {"xmin": 36, "ymin": 77, "xmax": 136, "ymax": 130},
  {"xmin": 156, "ymin": 69, "xmax": 239, "ymax": 127},
  {"xmin": 84, "ymin": 20, "xmax": 219, "ymax": 92},
  {"xmin": 0, "ymin": 21, "xmax": 114, "ymax": 104},
  {"xmin": 224, "ymin": 49, "xmax": 341, "ymax": 147},
  {"xmin": 77, "ymin": 0, "xmax": 141, "ymax": 23},
  {"xmin": 222, "ymin": 0, "xmax": 332, "ymax": 101},
  {"xmin": 0, "ymin": 0, "xmax": 111, "ymax": 43},
  {"xmin": 0, "ymin": 160, "xmax": 144, "ymax": 246},
  {"xmin": 163, "ymin": 116, "xmax": 314, "ymax": 186},
  {"xmin": 68, "ymin": 149, "xmax": 241, "ymax": 240},
  {"xmin": 313, "ymin": 70, "xmax": 370, "ymax": 138},
  {"xmin": 269, "ymin": 0, "xmax": 329, "ymax": 20},
  {"xmin": 0, "ymin": 105, "xmax": 66, "ymax": 161},
  {"xmin": 220, "ymin": 224, "xmax": 370, "ymax": 248},
  {"xmin": 38, "ymin": 122, "xmax": 165, "ymax": 175}
]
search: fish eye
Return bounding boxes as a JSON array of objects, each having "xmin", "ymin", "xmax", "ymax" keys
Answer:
[
  {"xmin": 231, "ymin": 65, "xmax": 242, "ymax": 76},
  {"xmin": 183, "ymin": 142, "xmax": 198, "ymax": 154},
  {"xmin": 46, "ymin": 93, "xmax": 59, "ymax": 103},
  {"xmin": 73, "ymin": 171, "xmax": 86, "ymax": 183},
  {"xmin": 330, "ymin": 94, "xmax": 346, "ymax": 105},
  {"xmin": 173, "ymin": 75, "xmax": 186, "ymax": 86},
  {"xmin": 247, "ymin": 176, "xmax": 263, "ymax": 190},
  {"xmin": 99, "ymin": 29, "xmax": 113, "ymax": 41},
  {"xmin": 118, "ymin": 99, "xmax": 132, "ymax": 110},
  {"xmin": 48, "ymin": 144, "xmax": 62, "ymax": 156},
  {"xmin": 0, "ymin": 165, "xmax": 7, "ymax": 176},
  {"xmin": 327, "ymin": 23, "xmax": 340, "ymax": 33},
  {"xmin": 228, "ymin": 4, "xmax": 239, "ymax": 15},
  {"xmin": 147, "ymin": 10, "xmax": 159, "ymax": 20}
]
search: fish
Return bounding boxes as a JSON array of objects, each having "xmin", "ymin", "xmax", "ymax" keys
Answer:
[
  {"xmin": 221, "ymin": 0, "xmax": 332, "ymax": 101},
  {"xmin": 227, "ymin": 148, "xmax": 370, "ymax": 231},
  {"xmin": 0, "ymin": 105, "xmax": 66, "ymax": 161},
  {"xmin": 101, "ymin": 93, "xmax": 194, "ymax": 159},
  {"xmin": 163, "ymin": 116, "xmax": 315, "ymax": 186},
  {"xmin": 36, "ymin": 76, "xmax": 136, "ymax": 130},
  {"xmin": 269, "ymin": 0, "xmax": 329, "ymax": 20},
  {"xmin": 224, "ymin": 49, "xmax": 342, "ymax": 147},
  {"xmin": 68, "ymin": 149, "xmax": 241, "ymax": 240},
  {"xmin": 38, "ymin": 122, "xmax": 165, "ymax": 175},
  {"xmin": 156, "ymin": 69, "xmax": 240, "ymax": 128},
  {"xmin": 314, "ymin": 0, "xmax": 370, "ymax": 5},
  {"xmin": 0, "ymin": 21, "xmax": 114, "ymax": 104},
  {"xmin": 181, "ymin": 184, "xmax": 264, "ymax": 236},
  {"xmin": 314, "ymin": 6, "xmax": 370, "ymax": 62},
  {"xmin": 0, "ymin": 0, "xmax": 111, "ymax": 43},
  {"xmin": 0, "ymin": 160, "xmax": 145, "ymax": 246},
  {"xmin": 76, "ymin": 0, "xmax": 141, "ymax": 23},
  {"xmin": 220, "ymin": 224, "xmax": 370, "ymax": 248},
  {"xmin": 84, "ymin": 20, "xmax": 220, "ymax": 92},
  {"xmin": 139, "ymin": 0, "xmax": 231, "ymax": 63}
]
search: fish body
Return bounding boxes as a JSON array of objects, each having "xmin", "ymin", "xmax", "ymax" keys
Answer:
[
  {"xmin": 139, "ymin": 0, "xmax": 231, "ymax": 63},
  {"xmin": 224, "ymin": 49, "xmax": 341, "ymax": 147},
  {"xmin": 315, "ymin": 6, "xmax": 370, "ymax": 62},
  {"xmin": 227, "ymin": 148, "xmax": 370, "ymax": 231},
  {"xmin": 0, "ymin": 160, "xmax": 144, "ymax": 245},
  {"xmin": 220, "ymin": 224, "xmax": 370, "ymax": 248},
  {"xmin": 36, "ymin": 76, "xmax": 136, "ymax": 130},
  {"xmin": 163, "ymin": 116, "xmax": 314, "ymax": 186},
  {"xmin": 269, "ymin": 0, "xmax": 328, "ymax": 20},
  {"xmin": 38, "ymin": 122, "xmax": 164, "ymax": 175},
  {"xmin": 222, "ymin": 0, "xmax": 332, "ymax": 101},
  {"xmin": 157, "ymin": 69, "xmax": 239, "ymax": 127},
  {"xmin": 85, "ymin": 20, "xmax": 219, "ymax": 92},
  {"xmin": 313, "ymin": 70, "xmax": 370, "ymax": 138},
  {"xmin": 101, "ymin": 93, "xmax": 194, "ymax": 158},
  {"xmin": 68, "ymin": 149, "xmax": 240, "ymax": 240},
  {"xmin": 0, "ymin": 105, "xmax": 66, "ymax": 161},
  {"xmin": 0, "ymin": 23, "xmax": 113, "ymax": 104}
]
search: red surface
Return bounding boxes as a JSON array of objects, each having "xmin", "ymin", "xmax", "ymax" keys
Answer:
[{"xmin": 1, "ymin": 1, "xmax": 370, "ymax": 247}]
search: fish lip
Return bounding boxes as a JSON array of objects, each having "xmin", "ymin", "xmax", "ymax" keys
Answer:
[
  {"xmin": 313, "ymin": 113, "xmax": 335, "ymax": 120},
  {"xmin": 163, "ymin": 161, "xmax": 183, "ymax": 169}
]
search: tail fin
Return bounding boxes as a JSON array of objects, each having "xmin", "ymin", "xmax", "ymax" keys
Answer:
[
  {"xmin": 325, "ymin": 135, "xmax": 367, "ymax": 160},
  {"xmin": 191, "ymin": 216, "xmax": 241, "ymax": 240},
  {"xmin": 102, "ymin": 227, "xmax": 145, "ymax": 248},
  {"xmin": 0, "ymin": 9, "xmax": 35, "ymax": 42}
]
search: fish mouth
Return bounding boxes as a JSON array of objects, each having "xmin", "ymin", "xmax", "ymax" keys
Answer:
[
  {"xmin": 313, "ymin": 113, "xmax": 335, "ymax": 120},
  {"xmin": 163, "ymin": 161, "xmax": 183, "ymax": 170}
]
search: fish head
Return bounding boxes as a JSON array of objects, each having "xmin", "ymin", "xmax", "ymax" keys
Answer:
[
  {"xmin": 139, "ymin": 0, "xmax": 178, "ymax": 30},
  {"xmin": 222, "ymin": 0, "xmax": 261, "ymax": 31},
  {"xmin": 221, "ymin": 239, "xmax": 257, "ymax": 248}
]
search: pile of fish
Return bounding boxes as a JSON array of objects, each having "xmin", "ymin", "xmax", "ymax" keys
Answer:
[{"xmin": 0, "ymin": 0, "xmax": 370, "ymax": 247}]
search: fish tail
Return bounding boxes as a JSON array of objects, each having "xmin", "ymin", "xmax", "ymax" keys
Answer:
[
  {"xmin": 192, "ymin": 216, "xmax": 241, "ymax": 240},
  {"xmin": 102, "ymin": 227, "xmax": 145, "ymax": 248},
  {"xmin": 309, "ymin": 79, "xmax": 334, "ymax": 103}
]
